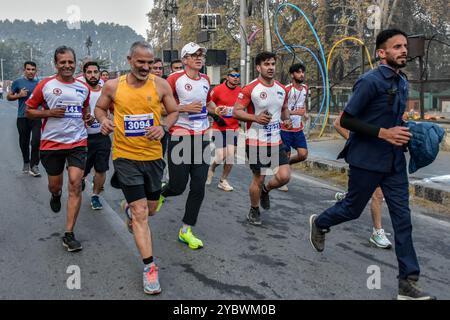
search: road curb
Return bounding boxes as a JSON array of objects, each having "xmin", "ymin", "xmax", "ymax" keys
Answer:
[{"xmin": 300, "ymin": 157, "xmax": 450, "ymax": 206}]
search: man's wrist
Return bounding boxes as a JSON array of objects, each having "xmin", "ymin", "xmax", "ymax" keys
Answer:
[{"xmin": 161, "ymin": 125, "xmax": 169, "ymax": 134}]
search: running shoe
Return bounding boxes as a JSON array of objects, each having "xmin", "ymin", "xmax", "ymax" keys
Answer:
[
  {"xmin": 369, "ymin": 228, "xmax": 392, "ymax": 249},
  {"xmin": 50, "ymin": 193, "xmax": 62, "ymax": 213},
  {"xmin": 156, "ymin": 195, "xmax": 165, "ymax": 213},
  {"xmin": 91, "ymin": 195, "xmax": 103, "ymax": 210},
  {"xmin": 22, "ymin": 163, "xmax": 30, "ymax": 174},
  {"xmin": 398, "ymin": 278, "xmax": 436, "ymax": 300},
  {"xmin": 29, "ymin": 165, "xmax": 41, "ymax": 177},
  {"xmin": 120, "ymin": 200, "xmax": 133, "ymax": 234},
  {"xmin": 309, "ymin": 214, "xmax": 329, "ymax": 252},
  {"xmin": 218, "ymin": 179, "xmax": 234, "ymax": 192},
  {"xmin": 178, "ymin": 227, "xmax": 204, "ymax": 250},
  {"xmin": 143, "ymin": 263, "xmax": 162, "ymax": 295},
  {"xmin": 247, "ymin": 207, "xmax": 262, "ymax": 226},
  {"xmin": 62, "ymin": 232, "xmax": 83, "ymax": 252},
  {"xmin": 335, "ymin": 192, "xmax": 347, "ymax": 201}
]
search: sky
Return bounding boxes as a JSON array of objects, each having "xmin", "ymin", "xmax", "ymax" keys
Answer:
[{"xmin": 0, "ymin": 0, "xmax": 154, "ymax": 37}]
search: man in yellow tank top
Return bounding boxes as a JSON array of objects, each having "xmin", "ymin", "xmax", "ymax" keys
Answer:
[{"xmin": 94, "ymin": 41, "xmax": 179, "ymax": 295}]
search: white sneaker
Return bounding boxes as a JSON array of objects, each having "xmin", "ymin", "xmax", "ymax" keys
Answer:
[
  {"xmin": 218, "ymin": 179, "xmax": 234, "ymax": 192},
  {"xmin": 370, "ymin": 228, "xmax": 392, "ymax": 249},
  {"xmin": 278, "ymin": 185, "xmax": 289, "ymax": 192},
  {"xmin": 206, "ymin": 169, "xmax": 214, "ymax": 185}
]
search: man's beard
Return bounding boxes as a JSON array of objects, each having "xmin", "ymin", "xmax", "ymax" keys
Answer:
[
  {"xmin": 87, "ymin": 78, "xmax": 100, "ymax": 87},
  {"xmin": 294, "ymin": 78, "xmax": 304, "ymax": 84},
  {"xmin": 386, "ymin": 56, "xmax": 407, "ymax": 69}
]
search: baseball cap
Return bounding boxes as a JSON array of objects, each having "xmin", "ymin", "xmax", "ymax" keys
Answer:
[{"xmin": 181, "ymin": 42, "xmax": 207, "ymax": 59}]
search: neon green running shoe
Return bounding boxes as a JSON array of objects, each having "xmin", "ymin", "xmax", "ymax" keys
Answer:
[
  {"xmin": 178, "ymin": 227, "xmax": 204, "ymax": 250},
  {"xmin": 156, "ymin": 195, "xmax": 165, "ymax": 212}
]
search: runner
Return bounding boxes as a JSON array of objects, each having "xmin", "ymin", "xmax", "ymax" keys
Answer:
[
  {"xmin": 81, "ymin": 61, "xmax": 111, "ymax": 210},
  {"xmin": 206, "ymin": 68, "xmax": 242, "ymax": 191},
  {"xmin": 233, "ymin": 51, "xmax": 292, "ymax": 226},
  {"xmin": 95, "ymin": 41, "xmax": 179, "ymax": 295},
  {"xmin": 151, "ymin": 58, "xmax": 164, "ymax": 78},
  {"xmin": 279, "ymin": 63, "xmax": 309, "ymax": 192},
  {"xmin": 25, "ymin": 46, "xmax": 91, "ymax": 252},
  {"xmin": 333, "ymin": 112, "xmax": 392, "ymax": 249},
  {"xmin": 170, "ymin": 59, "xmax": 183, "ymax": 74},
  {"xmin": 7, "ymin": 61, "xmax": 42, "ymax": 177},
  {"xmin": 158, "ymin": 42, "xmax": 214, "ymax": 250},
  {"xmin": 309, "ymin": 29, "xmax": 435, "ymax": 300},
  {"xmin": 100, "ymin": 70, "xmax": 110, "ymax": 83}
]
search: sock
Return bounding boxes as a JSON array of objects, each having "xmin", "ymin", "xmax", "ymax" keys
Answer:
[
  {"xmin": 182, "ymin": 224, "xmax": 190, "ymax": 233},
  {"xmin": 65, "ymin": 231, "xmax": 74, "ymax": 236},
  {"xmin": 262, "ymin": 185, "xmax": 269, "ymax": 194},
  {"xmin": 251, "ymin": 206, "xmax": 259, "ymax": 211},
  {"xmin": 53, "ymin": 191, "xmax": 62, "ymax": 197},
  {"xmin": 143, "ymin": 256, "xmax": 154, "ymax": 266},
  {"xmin": 92, "ymin": 194, "xmax": 99, "ymax": 197}
]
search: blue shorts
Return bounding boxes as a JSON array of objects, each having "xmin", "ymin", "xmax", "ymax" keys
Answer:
[{"xmin": 280, "ymin": 130, "xmax": 308, "ymax": 153}]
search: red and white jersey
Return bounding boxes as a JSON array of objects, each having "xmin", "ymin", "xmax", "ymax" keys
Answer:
[
  {"xmin": 26, "ymin": 76, "xmax": 90, "ymax": 151},
  {"xmin": 167, "ymin": 70, "xmax": 211, "ymax": 135},
  {"xmin": 236, "ymin": 79, "xmax": 287, "ymax": 146},
  {"xmin": 282, "ymin": 83, "xmax": 308, "ymax": 132},
  {"xmin": 209, "ymin": 82, "xmax": 241, "ymax": 132},
  {"xmin": 86, "ymin": 86, "xmax": 102, "ymax": 135}
]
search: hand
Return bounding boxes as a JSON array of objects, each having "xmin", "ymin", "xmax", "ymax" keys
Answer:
[
  {"xmin": 215, "ymin": 106, "xmax": 226, "ymax": 116},
  {"xmin": 283, "ymin": 119, "xmax": 293, "ymax": 130},
  {"xmin": 183, "ymin": 102, "xmax": 203, "ymax": 114},
  {"xmin": 49, "ymin": 107, "xmax": 66, "ymax": 118},
  {"xmin": 255, "ymin": 112, "xmax": 272, "ymax": 125},
  {"xmin": 18, "ymin": 88, "xmax": 29, "ymax": 98},
  {"xmin": 379, "ymin": 126, "xmax": 412, "ymax": 146},
  {"xmin": 83, "ymin": 113, "xmax": 95, "ymax": 126},
  {"xmin": 145, "ymin": 126, "xmax": 165, "ymax": 141},
  {"xmin": 101, "ymin": 118, "xmax": 115, "ymax": 135},
  {"xmin": 297, "ymin": 108, "xmax": 306, "ymax": 117}
]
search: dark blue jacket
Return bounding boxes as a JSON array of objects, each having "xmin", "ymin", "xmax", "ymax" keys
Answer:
[
  {"xmin": 405, "ymin": 122, "xmax": 445, "ymax": 174},
  {"xmin": 338, "ymin": 65, "xmax": 409, "ymax": 173}
]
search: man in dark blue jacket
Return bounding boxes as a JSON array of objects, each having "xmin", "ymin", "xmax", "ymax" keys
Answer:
[{"xmin": 309, "ymin": 29, "xmax": 436, "ymax": 300}]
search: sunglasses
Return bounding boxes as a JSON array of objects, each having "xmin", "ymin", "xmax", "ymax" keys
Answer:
[
  {"xmin": 228, "ymin": 73, "xmax": 240, "ymax": 78},
  {"xmin": 152, "ymin": 66, "xmax": 163, "ymax": 70}
]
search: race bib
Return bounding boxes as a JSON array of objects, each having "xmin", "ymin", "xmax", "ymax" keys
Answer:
[
  {"xmin": 189, "ymin": 105, "xmax": 208, "ymax": 121},
  {"xmin": 124, "ymin": 113, "xmax": 154, "ymax": 137},
  {"xmin": 90, "ymin": 119, "xmax": 101, "ymax": 129},
  {"xmin": 222, "ymin": 106, "xmax": 234, "ymax": 119},
  {"xmin": 264, "ymin": 121, "xmax": 281, "ymax": 138},
  {"xmin": 56, "ymin": 101, "xmax": 82, "ymax": 119}
]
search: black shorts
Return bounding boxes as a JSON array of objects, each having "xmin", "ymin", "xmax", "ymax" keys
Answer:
[
  {"xmin": 84, "ymin": 133, "xmax": 112, "ymax": 176},
  {"xmin": 113, "ymin": 158, "xmax": 165, "ymax": 204},
  {"xmin": 40, "ymin": 147, "xmax": 87, "ymax": 176},
  {"xmin": 245, "ymin": 144, "xmax": 289, "ymax": 174},
  {"xmin": 212, "ymin": 130, "xmax": 239, "ymax": 148}
]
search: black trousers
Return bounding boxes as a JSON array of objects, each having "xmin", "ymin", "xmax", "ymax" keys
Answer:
[
  {"xmin": 17, "ymin": 118, "xmax": 41, "ymax": 167},
  {"xmin": 161, "ymin": 134, "xmax": 211, "ymax": 226}
]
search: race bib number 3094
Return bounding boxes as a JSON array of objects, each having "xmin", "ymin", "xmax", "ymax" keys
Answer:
[{"xmin": 124, "ymin": 114, "xmax": 154, "ymax": 137}]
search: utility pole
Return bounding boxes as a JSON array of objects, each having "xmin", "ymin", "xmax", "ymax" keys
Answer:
[
  {"xmin": 263, "ymin": 0, "xmax": 272, "ymax": 52},
  {"xmin": 0, "ymin": 58, "xmax": 4, "ymax": 99},
  {"xmin": 240, "ymin": 0, "xmax": 247, "ymax": 85}
]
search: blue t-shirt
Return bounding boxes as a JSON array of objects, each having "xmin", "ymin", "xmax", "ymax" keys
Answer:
[{"xmin": 11, "ymin": 77, "xmax": 39, "ymax": 118}]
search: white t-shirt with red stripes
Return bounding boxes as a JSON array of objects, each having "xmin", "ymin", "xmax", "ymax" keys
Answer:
[
  {"xmin": 26, "ymin": 76, "xmax": 90, "ymax": 150},
  {"xmin": 236, "ymin": 79, "xmax": 287, "ymax": 146},
  {"xmin": 282, "ymin": 83, "xmax": 308, "ymax": 132},
  {"xmin": 86, "ymin": 86, "xmax": 102, "ymax": 135},
  {"xmin": 167, "ymin": 70, "xmax": 211, "ymax": 135}
]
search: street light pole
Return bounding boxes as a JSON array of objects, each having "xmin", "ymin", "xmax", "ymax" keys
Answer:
[{"xmin": 164, "ymin": 0, "xmax": 179, "ymax": 62}]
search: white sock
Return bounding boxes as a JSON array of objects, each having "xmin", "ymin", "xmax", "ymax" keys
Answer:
[{"xmin": 182, "ymin": 224, "xmax": 190, "ymax": 233}]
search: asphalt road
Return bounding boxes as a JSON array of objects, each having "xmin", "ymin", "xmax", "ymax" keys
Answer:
[{"xmin": 0, "ymin": 99, "xmax": 449, "ymax": 300}]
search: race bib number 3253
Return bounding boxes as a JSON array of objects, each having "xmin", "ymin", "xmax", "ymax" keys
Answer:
[{"xmin": 124, "ymin": 114, "xmax": 154, "ymax": 137}]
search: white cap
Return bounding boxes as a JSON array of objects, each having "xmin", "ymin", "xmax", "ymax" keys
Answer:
[{"xmin": 181, "ymin": 42, "xmax": 207, "ymax": 59}]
